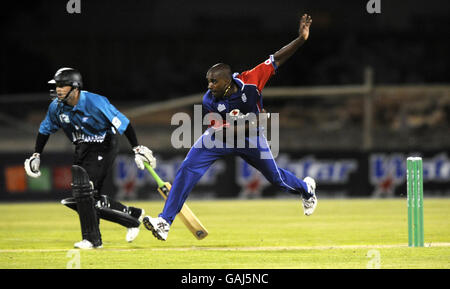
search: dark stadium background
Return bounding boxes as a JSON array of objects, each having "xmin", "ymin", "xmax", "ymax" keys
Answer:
[{"xmin": 0, "ymin": 0, "xmax": 449, "ymax": 201}]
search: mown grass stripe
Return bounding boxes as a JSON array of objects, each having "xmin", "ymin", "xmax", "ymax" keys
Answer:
[{"xmin": 1, "ymin": 242, "xmax": 449, "ymax": 253}]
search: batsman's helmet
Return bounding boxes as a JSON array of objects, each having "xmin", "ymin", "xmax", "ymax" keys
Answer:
[{"xmin": 48, "ymin": 67, "xmax": 83, "ymax": 89}]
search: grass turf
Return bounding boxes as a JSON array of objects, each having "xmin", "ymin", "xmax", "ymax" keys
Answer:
[{"xmin": 0, "ymin": 198, "xmax": 448, "ymax": 269}]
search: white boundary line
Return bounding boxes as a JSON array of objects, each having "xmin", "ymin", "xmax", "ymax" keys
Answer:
[{"xmin": 1, "ymin": 243, "xmax": 449, "ymax": 253}]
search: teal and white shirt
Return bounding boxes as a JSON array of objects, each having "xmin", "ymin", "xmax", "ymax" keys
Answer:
[{"xmin": 39, "ymin": 90, "xmax": 129, "ymax": 143}]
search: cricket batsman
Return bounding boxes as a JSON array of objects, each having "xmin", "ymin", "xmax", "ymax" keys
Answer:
[
  {"xmin": 143, "ymin": 14, "xmax": 316, "ymax": 241},
  {"xmin": 24, "ymin": 68, "xmax": 156, "ymax": 249}
]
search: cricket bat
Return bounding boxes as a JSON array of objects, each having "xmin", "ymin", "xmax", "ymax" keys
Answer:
[{"xmin": 144, "ymin": 162, "xmax": 208, "ymax": 240}]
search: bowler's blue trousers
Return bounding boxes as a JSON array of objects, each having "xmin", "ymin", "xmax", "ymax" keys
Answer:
[{"xmin": 160, "ymin": 128, "xmax": 309, "ymax": 224}]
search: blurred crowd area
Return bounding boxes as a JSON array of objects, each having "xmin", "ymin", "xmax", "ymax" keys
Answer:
[
  {"xmin": 118, "ymin": 86, "xmax": 450, "ymax": 152},
  {"xmin": 272, "ymin": 88, "xmax": 450, "ymax": 133},
  {"xmin": 374, "ymin": 90, "xmax": 450, "ymax": 133},
  {"xmin": 274, "ymin": 88, "xmax": 450, "ymax": 150},
  {"xmin": 0, "ymin": 85, "xmax": 448, "ymax": 153}
]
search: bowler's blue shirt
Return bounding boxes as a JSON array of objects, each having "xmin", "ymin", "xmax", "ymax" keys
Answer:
[
  {"xmin": 202, "ymin": 55, "xmax": 277, "ymax": 129},
  {"xmin": 39, "ymin": 90, "xmax": 130, "ymax": 143}
]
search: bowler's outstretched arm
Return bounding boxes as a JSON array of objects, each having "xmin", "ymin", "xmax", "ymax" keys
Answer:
[{"xmin": 273, "ymin": 14, "xmax": 312, "ymax": 68}]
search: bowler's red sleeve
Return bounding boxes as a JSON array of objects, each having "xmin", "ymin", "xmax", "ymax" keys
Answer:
[{"xmin": 236, "ymin": 55, "xmax": 277, "ymax": 92}]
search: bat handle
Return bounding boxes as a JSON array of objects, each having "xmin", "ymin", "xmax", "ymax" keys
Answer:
[{"xmin": 144, "ymin": 162, "xmax": 165, "ymax": 188}]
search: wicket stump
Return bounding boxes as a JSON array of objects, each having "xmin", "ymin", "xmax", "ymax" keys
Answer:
[{"xmin": 406, "ymin": 157, "xmax": 424, "ymax": 247}]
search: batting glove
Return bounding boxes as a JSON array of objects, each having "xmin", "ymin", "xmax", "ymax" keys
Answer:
[
  {"xmin": 133, "ymin": 145, "xmax": 156, "ymax": 169},
  {"xmin": 24, "ymin": 153, "xmax": 41, "ymax": 178}
]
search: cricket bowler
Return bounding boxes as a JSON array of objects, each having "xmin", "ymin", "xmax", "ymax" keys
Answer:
[
  {"xmin": 24, "ymin": 68, "xmax": 157, "ymax": 249},
  {"xmin": 144, "ymin": 14, "xmax": 316, "ymax": 241}
]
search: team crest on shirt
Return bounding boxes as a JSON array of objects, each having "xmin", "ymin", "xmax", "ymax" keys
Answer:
[
  {"xmin": 217, "ymin": 104, "xmax": 226, "ymax": 112},
  {"xmin": 59, "ymin": 114, "xmax": 70, "ymax": 123},
  {"xmin": 241, "ymin": 93, "xmax": 247, "ymax": 103},
  {"xmin": 112, "ymin": 116, "xmax": 122, "ymax": 129}
]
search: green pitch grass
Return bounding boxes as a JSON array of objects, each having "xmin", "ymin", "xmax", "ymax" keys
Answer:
[{"xmin": 0, "ymin": 198, "xmax": 449, "ymax": 269}]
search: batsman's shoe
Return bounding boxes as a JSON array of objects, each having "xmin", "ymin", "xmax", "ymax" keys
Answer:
[
  {"xmin": 302, "ymin": 176, "xmax": 317, "ymax": 216},
  {"xmin": 126, "ymin": 209, "xmax": 145, "ymax": 243},
  {"xmin": 74, "ymin": 239, "xmax": 103, "ymax": 249},
  {"xmin": 143, "ymin": 215, "xmax": 170, "ymax": 241}
]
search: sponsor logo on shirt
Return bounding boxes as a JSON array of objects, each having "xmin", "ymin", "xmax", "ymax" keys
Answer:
[{"xmin": 217, "ymin": 104, "xmax": 226, "ymax": 112}]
